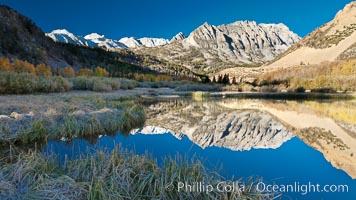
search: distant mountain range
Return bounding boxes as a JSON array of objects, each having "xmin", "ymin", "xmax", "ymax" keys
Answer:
[
  {"xmin": 46, "ymin": 21, "xmax": 300, "ymax": 72},
  {"xmin": 134, "ymin": 21, "xmax": 300, "ymax": 72},
  {"xmin": 46, "ymin": 29, "xmax": 184, "ymax": 49},
  {"xmin": 1, "ymin": 1, "xmax": 355, "ymax": 82}
]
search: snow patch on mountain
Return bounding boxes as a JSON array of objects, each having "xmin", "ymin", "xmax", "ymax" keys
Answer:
[
  {"xmin": 46, "ymin": 30, "xmax": 170, "ymax": 49},
  {"xmin": 45, "ymin": 29, "xmax": 86, "ymax": 46}
]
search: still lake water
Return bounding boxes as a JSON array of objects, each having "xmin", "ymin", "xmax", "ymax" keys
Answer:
[{"xmin": 44, "ymin": 98, "xmax": 356, "ymax": 199}]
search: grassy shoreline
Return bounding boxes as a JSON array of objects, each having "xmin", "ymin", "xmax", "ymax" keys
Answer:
[
  {"xmin": 0, "ymin": 93, "xmax": 145, "ymax": 146},
  {"xmin": 1, "ymin": 89, "xmax": 354, "ymax": 145},
  {"xmin": 0, "ymin": 147, "xmax": 270, "ymax": 200}
]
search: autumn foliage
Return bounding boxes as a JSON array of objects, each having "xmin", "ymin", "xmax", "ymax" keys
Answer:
[
  {"xmin": 13, "ymin": 59, "xmax": 35, "ymax": 74},
  {"xmin": 93, "ymin": 66, "xmax": 109, "ymax": 77},
  {"xmin": 35, "ymin": 64, "xmax": 52, "ymax": 76},
  {"xmin": 0, "ymin": 57, "xmax": 11, "ymax": 71},
  {"xmin": 78, "ymin": 68, "xmax": 94, "ymax": 76},
  {"xmin": 60, "ymin": 66, "xmax": 75, "ymax": 77},
  {"xmin": 257, "ymin": 59, "xmax": 356, "ymax": 91},
  {"xmin": 132, "ymin": 73, "xmax": 173, "ymax": 82}
]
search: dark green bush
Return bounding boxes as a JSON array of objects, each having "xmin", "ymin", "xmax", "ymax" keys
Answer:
[{"xmin": 294, "ymin": 87, "xmax": 306, "ymax": 93}]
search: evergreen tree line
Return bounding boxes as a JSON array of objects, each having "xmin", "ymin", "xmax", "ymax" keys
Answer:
[{"xmin": 211, "ymin": 74, "xmax": 237, "ymax": 84}]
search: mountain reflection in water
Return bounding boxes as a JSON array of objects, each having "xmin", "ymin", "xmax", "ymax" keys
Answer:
[
  {"xmin": 136, "ymin": 98, "xmax": 356, "ymax": 179},
  {"xmin": 43, "ymin": 98, "xmax": 356, "ymax": 200}
]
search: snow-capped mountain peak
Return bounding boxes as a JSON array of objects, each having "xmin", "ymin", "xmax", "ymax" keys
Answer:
[
  {"xmin": 138, "ymin": 37, "xmax": 169, "ymax": 47},
  {"xmin": 82, "ymin": 33, "xmax": 127, "ymax": 49},
  {"xmin": 46, "ymin": 30, "xmax": 171, "ymax": 49},
  {"xmin": 84, "ymin": 33, "xmax": 105, "ymax": 40},
  {"xmin": 118, "ymin": 37, "xmax": 141, "ymax": 48},
  {"xmin": 170, "ymin": 32, "xmax": 186, "ymax": 42},
  {"xmin": 46, "ymin": 29, "xmax": 85, "ymax": 46}
]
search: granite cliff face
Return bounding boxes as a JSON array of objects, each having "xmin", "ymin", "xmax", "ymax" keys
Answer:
[
  {"xmin": 133, "ymin": 100, "xmax": 294, "ymax": 151},
  {"xmin": 135, "ymin": 21, "xmax": 300, "ymax": 73},
  {"xmin": 182, "ymin": 21, "xmax": 300, "ymax": 64}
]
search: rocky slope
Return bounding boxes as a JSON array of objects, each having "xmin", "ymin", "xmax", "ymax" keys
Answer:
[
  {"xmin": 264, "ymin": 1, "xmax": 356, "ymax": 70},
  {"xmin": 135, "ymin": 100, "xmax": 294, "ymax": 151},
  {"xmin": 215, "ymin": 2, "xmax": 356, "ymax": 84}
]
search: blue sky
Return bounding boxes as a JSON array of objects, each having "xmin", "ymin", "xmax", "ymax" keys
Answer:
[{"xmin": 0, "ymin": 0, "xmax": 353, "ymax": 39}]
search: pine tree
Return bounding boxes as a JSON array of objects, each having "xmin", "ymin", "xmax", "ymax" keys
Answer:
[
  {"xmin": 217, "ymin": 75, "xmax": 223, "ymax": 83},
  {"xmin": 212, "ymin": 76, "xmax": 216, "ymax": 83},
  {"xmin": 205, "ymin": 76, "xmax": 211, "ymax": 83},
  {"xmin": 232, "ymin": 77, "xmax": 237, "ymax": 84},
  {"xmin": 222, "ymin": 74, "xmax": 230, "ymax": 84}
]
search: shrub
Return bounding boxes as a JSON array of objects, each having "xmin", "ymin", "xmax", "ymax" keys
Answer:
[
  {"xmin": 0, "ymin": 71, "xmax": 72, "ymax": 94},
  {"xmin": 0, "ymin": 71, "xmax": 38, "ymax": 94},
  {"xmin": 294, "ymin": 87, "xmax": 306, "ymax": 93},
  {"xmin": 69, "ymin": 77, "xmax": 122, "ymax": 91},
  {"xmin": 93, "ymin": 81, "xmax": 112, "ymax": 92},
  {"xmin": 37, "ymin": 76, "xmax": 72, "ymax": 93},
  {"xmin": 119, "ymin": 78, "xmax": 137, "ymax": 90},
  {"xmin": 69, "ymin": 76, "xmax": 95, "ymax": 90}
]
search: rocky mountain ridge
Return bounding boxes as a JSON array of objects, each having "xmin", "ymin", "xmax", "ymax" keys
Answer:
[
  {"xmin": 46, "ymin": 20, "xmax": 300, "ymax": 73},
  {"xmin": 183, "ymin": 21, "xmax": 300, "ymax": 64},
  {"xmin": 46, "ymin": 29, "xmax": 170, "ymax": 49},
  {"xmin": 134, "ymin": 21, "xmax": 300, "ymax": 73}
]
